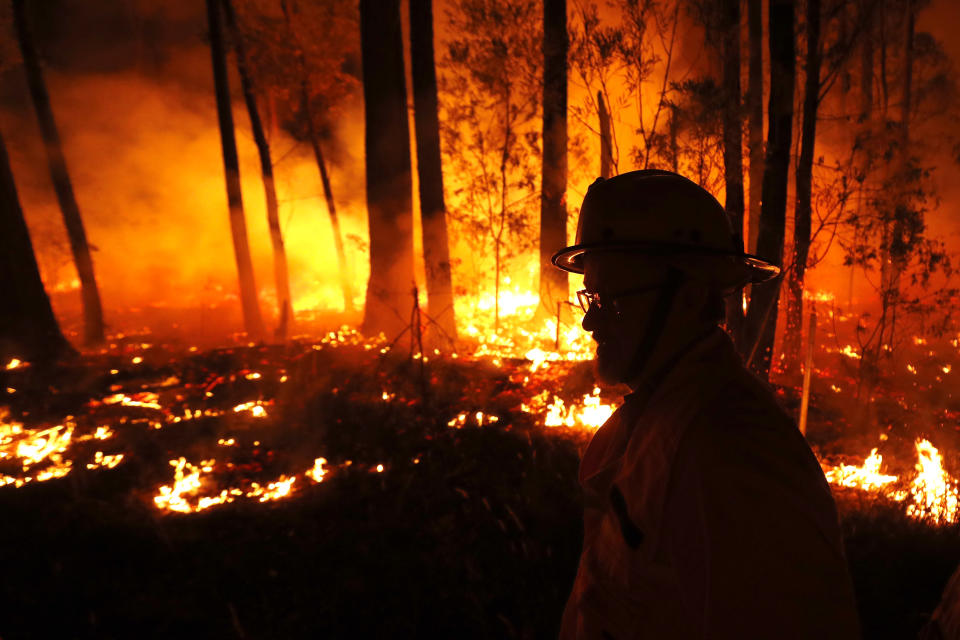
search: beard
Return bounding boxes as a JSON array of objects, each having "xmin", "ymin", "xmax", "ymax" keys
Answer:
[{"xmin": 594, "ymin": 340, "xmax": 632, "ymax": 385}]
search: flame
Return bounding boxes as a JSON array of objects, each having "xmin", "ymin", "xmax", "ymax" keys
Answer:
[
  {"xmin": 905, "ymin": 440, "xmax": 960, "ymax": 525},
  {"xmin": 306, "ymin": 457, "xmax": 328, "ymax": 482},
  {"xmin": 523, "ymin": 387, "xmax": 614, "ymax": 431},
  {"xmin": 823, "ymin": 448, "xmax": 899, "ymax": 491},
  {"xmin": 822, "ymin": 439, "xmax": 960, "ymax": 524}
]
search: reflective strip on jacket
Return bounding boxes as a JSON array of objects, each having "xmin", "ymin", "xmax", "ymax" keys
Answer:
[{"xmin": 560, "ymin": 330, "xmax": 860, "ymax": 639}]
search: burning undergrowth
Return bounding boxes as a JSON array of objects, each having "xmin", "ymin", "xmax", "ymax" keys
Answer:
[{"xmin": 0, "ymin": 312, "xmax": 959, "ymax": 637}]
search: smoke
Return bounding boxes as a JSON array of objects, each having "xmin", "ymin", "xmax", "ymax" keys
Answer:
[{"xmin": 1, "ymin": 0, "xmax": 368, "ymax": 338}]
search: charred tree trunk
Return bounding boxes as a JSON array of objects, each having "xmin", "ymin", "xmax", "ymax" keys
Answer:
[
  {"xmin": 206, "ymin": 0, "xmax": 265, "ymax": 341},
  {"xmin": 12, "ymin": 0, "xmax": 104, "ymax": 346},
  {"xmin": 221, "ymin": 0, "xmax": 294, "ymax": 339},
  {"xmin": 598, "ymin": 91, "xmax": 614, "ymax": 179},
  {"xmin": 0, "ymin": 130, "xmax": 73, "ymax": 363},
  {"xmin": 746, "ymin": 0, "xmax": 764, "ymax": 256},
  {"xmin": 721, "ymin": 0, "xmax": 746, "ymax": 347},
  {"xmin": 410, "ymin": 0, "xmax": 456, "ymax": 341},
  {"xmin": 359, "ymin": 0, "xmax": 415, "ymax": 337},
  {"xmin": 539, "ymin": 0, "xmax": 569, "ymax": 311},
  {"xmin": 785, "ymin": 0, "xmax": 821, "ymax": 374},
  {"xmin": 744, "ymin": 0, "xmax": 795, "ymax": 380}
]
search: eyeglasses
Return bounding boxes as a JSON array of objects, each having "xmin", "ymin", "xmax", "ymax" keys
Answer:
[{"xmin": 576, "ymin": 282, "xmax": 666, "ymax": 314}]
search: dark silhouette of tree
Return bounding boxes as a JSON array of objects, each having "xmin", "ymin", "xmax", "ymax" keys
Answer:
[
  {"xmin": 221, "ymin": 0, "xmax": 294, "ymax": 340},
  {"xmin": 746, "ymin": 0, "xmax": 764, "ymax": 256},
  {"xmin": 720, "ymin": 0, "xmax": 745, "ymax": 346},
  {"xmin": 783, "ymin": 0, "xmax": 822, "ymax": 370},
  {"xmin": 539, "ymin": 0, "xmax": 569, "ymax": 315},
  {"xmin": 410, "ymin": 0, "xmax": 457, "ymax": 342},
  {"xmin": 0, "ymin": 130, "xmax": 73, "ymax": 363},
  {"xmin": 206, "ymin": 0, "xmax": 265, "ymax": 341},
  {"xmin": 744, "ymin": 0, "xmax": 795, "ymax": 379},
  {"xmin": 359, "ymin": 0, "xmax": 415, "ymax": 337},
  {"xmin": 598, "ymin": 91, "xmax": 614, "ymax": 179},
  {"xmin": 12, "ymin": 0, "xmax": 104, "ymax": 346}
]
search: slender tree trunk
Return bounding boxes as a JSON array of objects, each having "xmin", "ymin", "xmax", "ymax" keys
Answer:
[
  {"xmin": 744, "ymin": 0, "xmax": 795, "ymax": 379},
  {"xmin": 858, "ymin": 0, "xmax": 874, "ymax": 124},
  {"xmin": 12, "ymin": 0, "xmax": 104, "ymax": 346},
  {"xmin": 410, "ymin": 0, "xmax": 457, "ymax": 342},
  {"xmin": 206, "ymin": 0, "xmax": 265, "ymax": 341},
  {"xmin": 539, "ymin": 0, "xmax": 569, "ymax": 311},
  {"xmin": 598, "ymin": 91, "xmax": 614, "ymax": 179},
  {"xmin": 721, "ymin": 0, "xmax": 746, "ymax": 347},
  {"xmin": 359, "ymin": 0, "xmax": 415, "ymax": 337},
  {"xmin": 278, "ymin": 0, "xmax": 354, "ymax": 317},
  {"xmin": 0, "ymin": 130, "xmax": 73, "ymax": 362},
  {"xmin": 746, "ymin": 0, "xmax": 764, "ymax": 256},
  {"xmin": 785, "ymin": 0, "xmax": 821, "ymax": 374},
  {"xmin": 304, "ymin": 96, "xmax": 355, "ymax": 315},
  {"xmin": 221, "ymin": 0, "xmax": 294, "ymax": 339}
]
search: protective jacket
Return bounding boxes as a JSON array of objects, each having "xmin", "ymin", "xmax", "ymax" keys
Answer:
[{"xmin": 560, "ymin": 330, "xmax": 860, "ymax": 639}]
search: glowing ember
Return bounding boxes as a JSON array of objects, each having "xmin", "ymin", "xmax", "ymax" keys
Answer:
[
  {"xmin": 86, "ymin": 451, "xmax": 124, "ymax": 470},
  {"xmin": 233, "ymin": 401, "xmax": 268, "ymax": 418},
  {"xmin": 306, "ymin": 457, "xmax": 328, "ymax": 482},
  {"xmin": 5, "ymin": 358, "xmax": 24, "ymax": 370}
]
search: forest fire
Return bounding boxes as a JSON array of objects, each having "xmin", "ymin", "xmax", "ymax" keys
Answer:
[{"xmin": 2, "ymin": 0, "xmax": 960, "ymax": 635}]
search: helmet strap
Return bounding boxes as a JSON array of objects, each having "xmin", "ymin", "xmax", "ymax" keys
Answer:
[{"xmin": 623, "ymin": 266, "xmax": 684, "ymax": 386}]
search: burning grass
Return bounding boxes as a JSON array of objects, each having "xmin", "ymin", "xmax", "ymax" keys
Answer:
[{"xmin": 0, "ymin": 309, "xmax": 958, "ymax": 636}]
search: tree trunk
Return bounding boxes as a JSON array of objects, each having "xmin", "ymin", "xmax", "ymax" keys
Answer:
[
  {"xmin": 598, "ymin": 91, "xmax": 613, "ymax": 179},
  {"xmin": 221, "ymin": 0, "xmax": 294, "ymax": 340},
  {"xmin": 744, "ymin": 0, "xmax": 795, "ymax": 380},
  {"xmin": 0, "ymin": 130, "xmax": 73, "ymax": 363},
  {"xmin": 858, "ymin": 0, "xmax": 874, "ymax": 123},
  {"xmin": 410, "ymin": 0, "xmax": 457, "ymax": 342},
  {"xmin": 206, "ymin": 0, "xmax": 265, "ymax": 341},
  {"xmin": 539, "ymin": 0, "xmax": 569, "ymax": 312},
  {"xmin": 279, "ymin": 0, "xmax": 354, "ymax": 317},
  {"xmin": 12, "ymin": 0, "xmax": 104, "ymax": 346},
  {"xmin": 785, "ymin": 0, "xmax": 821, "ymax": 374},
  {"xmin": 359, "ymin": 0, "xmax": 415, "ymax": 337},
  {"xmin": 305, "ymin": 94, "xmax": 355, "ymax": 315},
  {"xmin": 746, "ymin": 0, "xmax": 764, "ymax": 256},
  {"xmin": 721, "ymin": 0, "xmax": 746, "ymax": 348}
]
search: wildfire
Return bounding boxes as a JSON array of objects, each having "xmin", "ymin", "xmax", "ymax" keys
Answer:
[
  {"xmin": 522, "ymin": 387, "xmax": 614, "ymax": 431},
  {"xmin": 0, "ymin": 413, "xmax": 75, "ymax": 489},
  {"xmin": 822, "ymin": 439, "xmax": 960, "ymax": 524}
]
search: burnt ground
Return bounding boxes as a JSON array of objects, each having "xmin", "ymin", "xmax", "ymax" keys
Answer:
[{"xmin": 0, "ymin": 340, "xmax": 958, "ymax": 639}]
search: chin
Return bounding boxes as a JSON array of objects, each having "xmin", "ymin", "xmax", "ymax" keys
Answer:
[{"xmin": 594, "ymin": 352, "xmax": 628, "ymax": 385}]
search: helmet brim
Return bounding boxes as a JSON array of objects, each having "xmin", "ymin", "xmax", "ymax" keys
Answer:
[{"xmin": 551, "ymin": 242, "xmax": 781, "ymax": 289}]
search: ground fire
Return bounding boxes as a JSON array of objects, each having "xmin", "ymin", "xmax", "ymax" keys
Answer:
[{"xmin": 3, "ymin": 0, "xmax": 960, "ymax": 637}]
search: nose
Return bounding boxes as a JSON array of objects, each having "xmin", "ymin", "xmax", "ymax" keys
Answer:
[{"xmin": 582, "ymin": 303, "xmax": 602, "ymax": 333}]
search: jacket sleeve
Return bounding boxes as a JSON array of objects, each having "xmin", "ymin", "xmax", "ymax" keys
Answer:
[{"xmin": 665, "ymin": 415, "xmax": 861, "ymax": 640}]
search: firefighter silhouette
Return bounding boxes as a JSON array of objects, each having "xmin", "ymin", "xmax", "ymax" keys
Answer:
[{"xmin": 553, "ymin": 170, "xmax": 860, "ymax": 639}]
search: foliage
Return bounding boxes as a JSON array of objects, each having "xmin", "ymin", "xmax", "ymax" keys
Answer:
[
  {"xmin": 438, "ymin": 0, "xmax": 542, "ymax": 319},
  {"xmin": 232, "ymin": 0, "xmax": 359, "ymax": 146}
]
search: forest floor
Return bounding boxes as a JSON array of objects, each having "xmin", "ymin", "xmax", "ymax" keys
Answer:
[{"xmin": 0, "ymin": 321, "xmax": 959, "ymax": 639}]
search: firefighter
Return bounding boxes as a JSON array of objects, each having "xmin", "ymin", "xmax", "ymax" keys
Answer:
[{"xmin": 552, "ymin": 170, "xmax": 860, "ymax": 639}]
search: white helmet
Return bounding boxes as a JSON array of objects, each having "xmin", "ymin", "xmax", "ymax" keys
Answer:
[{"xmin": 552, "ymin": 170, "xmax": 779, "ymax": 292}]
